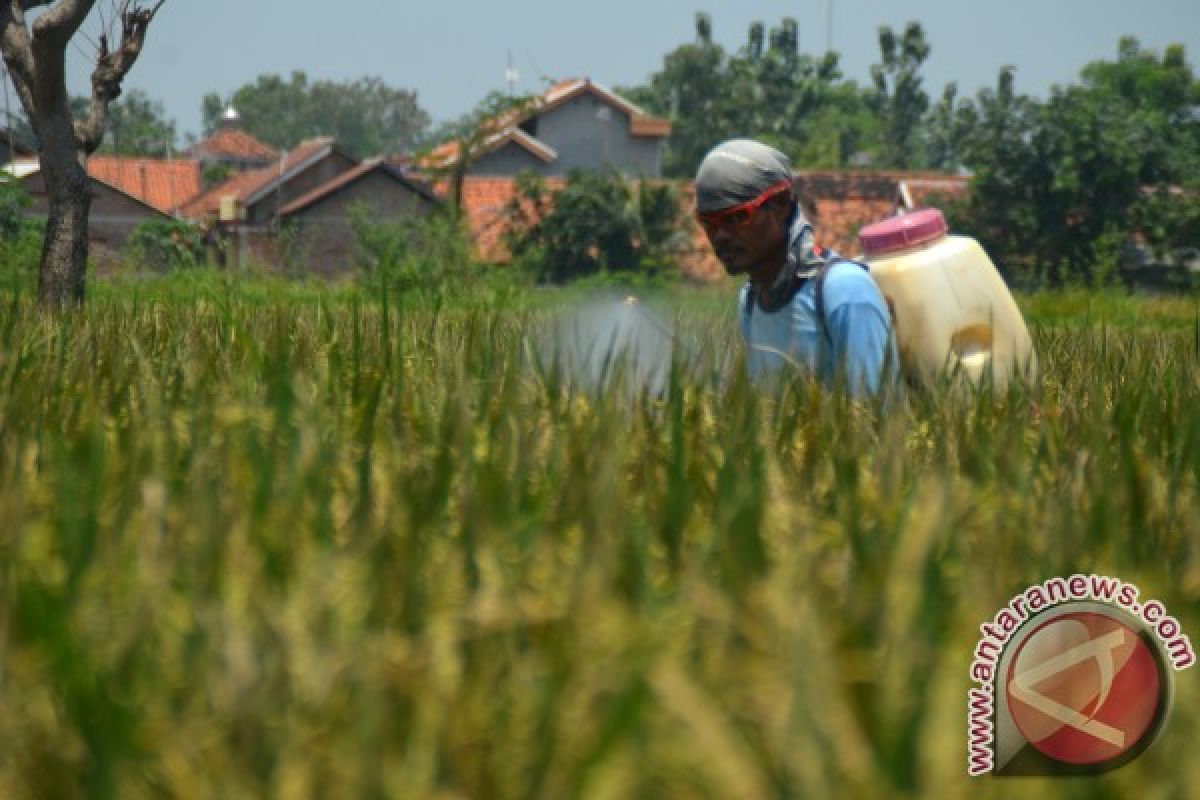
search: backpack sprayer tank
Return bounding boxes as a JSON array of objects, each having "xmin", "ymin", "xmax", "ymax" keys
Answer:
[{"xmin": 859, "ymin": 209, "xmax": 1037, "ymax": 390}]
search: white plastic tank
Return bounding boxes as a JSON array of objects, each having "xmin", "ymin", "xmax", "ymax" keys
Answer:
[{"xmin": 859, "ymin": 209, "xmax": 1037, "ymax": 389}]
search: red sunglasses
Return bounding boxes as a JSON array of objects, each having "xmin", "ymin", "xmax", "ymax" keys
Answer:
[{"xmin": 696, "ymin": 180, "xmax": 793, "ymax": 236}]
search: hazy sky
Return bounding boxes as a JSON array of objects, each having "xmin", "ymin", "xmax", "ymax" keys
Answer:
[{"xmin": 39, "ymin": 0, "xmax": 1200, "ymax": 143}]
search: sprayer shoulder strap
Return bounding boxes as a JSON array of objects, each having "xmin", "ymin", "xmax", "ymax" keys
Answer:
[
  {"xmin": 813, "ymin": 256, "xmax": 870, "ymax": 345},
  {"xmin": 740, "ymin": 256, "xmax": 871, "ymax": 344}
]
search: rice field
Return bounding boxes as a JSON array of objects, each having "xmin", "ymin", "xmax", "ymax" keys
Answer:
[{"xmin": 1, "ymin": 272, "xmax": 1198, "ymax": 798}]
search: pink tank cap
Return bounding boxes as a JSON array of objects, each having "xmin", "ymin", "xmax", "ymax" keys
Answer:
[{"xmin": 859, "ymin": 208, "xmax": 948, "ymax": 256}]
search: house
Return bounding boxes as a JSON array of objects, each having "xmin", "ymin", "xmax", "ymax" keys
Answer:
[
  {"xmin": 275, "ymin": 157, "xmax": 440, "ymax": 275},
  {"xmin": 86, "ymin": 156, "xmax": 202, "ymax": 215},
  {"xmin": 189, "ymin": 107, "xmax": 278, "ymax": 174},
  {"xmin": 425, "ymin": 78, "xmax": 672, "ymax": 179},
  {"xmin": 181, "ymin": 136, "xmax": 358, "ymax": 227},
  {"xmin": 12, "ymin": 159, "xmax": 172, "ymax": 265},
  {"xmin": 181, "ymin": 139, "xmax": 441, "ymax": 274}
]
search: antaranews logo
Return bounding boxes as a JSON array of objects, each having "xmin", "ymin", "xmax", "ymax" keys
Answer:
[{"xmin": 967, "ymin": 574, "xmax": 1195, "ymax": 777}]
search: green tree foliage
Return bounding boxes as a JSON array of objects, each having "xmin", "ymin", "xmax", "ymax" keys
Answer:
[
  {"xmin": 616, "ymin": 13, "xmax": 729, "ymax": 178},
  {"xmin": 954, "ymin": 40, "xmax": 1199, "ymax": 280},
  {"xmin": 620, "ymin": 13, "xmax": 872, "ymax": 176},
  {"xmin": 0, "ymin": 175, "xmax": 31, "ymax": 241},
  {"xmin": 505, "ymin": 170, "xmax": 686, "ymax": 283},
  {"xmin": 867, "ymin": 23, "xmax": 932, "ymax": 168},
  {"xmin": 125, "ymin": 219, "xmax": 205, "ymax": 271},
  {"xmin": 0, "ymin": 177, "xmax": 40, "ymax": 287},
  {"xmin": 202, "ymin": 72, "xmax": 430, "ymax": 157},
  {"xmin": 98, "ymin": 89, "xmax": 178, "ymax": 156},
  {"xmin": 350, "ymin": 205, "xmax": 477, "ymax": 297},
  {"xmin": 924, "ymin": 83, "xmax": 976, "ymax": 172}
]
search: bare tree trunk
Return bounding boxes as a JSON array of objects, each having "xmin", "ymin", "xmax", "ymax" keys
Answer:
[
  {"xmin": 38, "ymin": 108, "xmax": 90, "ymax": 305},
  {"xmin": 38, "ymin": 157, "xmax": 91, "ymax": 305}
]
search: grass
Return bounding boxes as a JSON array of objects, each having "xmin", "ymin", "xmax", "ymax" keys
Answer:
[{"xmin": 0, "ymin": 270, "xmax": 1198, "ymax": 798}]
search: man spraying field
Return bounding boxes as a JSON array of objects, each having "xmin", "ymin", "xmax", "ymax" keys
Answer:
[{"xmin": 695, "ymin": 139, "xmax": 899, "ymax": 398}]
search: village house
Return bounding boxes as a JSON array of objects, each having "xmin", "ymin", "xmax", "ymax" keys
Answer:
[
  {"xmin": 189, "ymin": 107, "xmax": 278, "ymax": 176},
  {"xmin": 181, "ymin": 136, "xmax": 360, "ymax": 227},
  {"xmin": 426, "ymin": 78, "xmax": 672, "ymax": 179},
  {"xmin": 179, "ymin": 138, "xmax": 440, "ymax": 273},
  {"xmin": 11, "ymin": 159, "xmax": 174, "ymax": 266},
  {"xmin": 275, "ymin": 158, "xmax": 439, "ymax": 276}
]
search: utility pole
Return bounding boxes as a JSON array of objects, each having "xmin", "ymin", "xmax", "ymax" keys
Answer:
[
  {"xmin": 505, "ymin": 50, "xmax": 519, "ymax": 97},
  {"xmin": 826, "ymin": 0, "xmax": 834, "ymax": 53}
]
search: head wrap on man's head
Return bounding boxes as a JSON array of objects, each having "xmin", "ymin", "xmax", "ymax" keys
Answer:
[{"xmin": 694, "ymin": 139, "xmax": 794, "ymax": 213}]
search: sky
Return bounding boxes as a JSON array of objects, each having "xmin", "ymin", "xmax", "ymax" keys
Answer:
[{"xmin": 31, "ymin": 0, "xmax": 1200, "ymax": 144}]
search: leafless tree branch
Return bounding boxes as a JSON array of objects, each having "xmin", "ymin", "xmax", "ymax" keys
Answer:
[
  {"xmin": 31, "ymin": 0, "xmax": 96, "ymax": 47},
  {"xmin": 74, "ymin": 0, "xmax": 162, "ymax": 151}
]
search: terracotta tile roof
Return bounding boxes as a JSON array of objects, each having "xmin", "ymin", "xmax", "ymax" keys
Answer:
[
  {"xmin": 280, "ymin": 157, "xmax": 438, "ymax": 216},
  {"xmin": 86, "ymin": 156, "xmax": 203, "ymax": 214},
  {"xmin": 450, "ymin": 176, "xmax": 563, "ymax": 262},
  {"xmin": 630, "ymin": 115, "xmax": 673, "ymax": 137},
  {"xmin": 180, "ymin": 137, "xmax": 338, "ymax": 219},
  {"xmin": 191, "ymin": 127, "xmax": 278, "ymax": 162},
  {"xmin": 180, "ymin": 165, "xmax": 276, "ymax": 219}
]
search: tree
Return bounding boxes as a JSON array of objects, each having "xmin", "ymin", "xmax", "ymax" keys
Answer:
[
  {"xmin": 504, "ymin": 169, "xmax": 686, "ymax": 283},
  {"xmin": 619, "ymin": 13, "xmax": 873, "ymax": 175},
  {"xmin": 952, "ymin": 67, "xmax": 1046, "ymax": 276},
  {"xmin": 201, "ymin": 71, "xmax": 430, "ymax": 157},
  {"xmin": 98, "ymin": 87, "xmax": 176, "ymax": 155},
  {"xmin": 1, "ymin": 0, "xmax": 165, "ymax": 306},
  {"xmin": 924, "ymin": 83, "xmax": 976, "ymax": 172},
  {"xmin": 868, "ymin": 22, "xmax": 931, "ymax": 168},
  {"xmin": 617, "ymin": 12, "xmax": 730, "ymax": 178}
]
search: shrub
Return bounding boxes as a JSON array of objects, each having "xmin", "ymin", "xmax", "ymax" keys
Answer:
[
  {"xmin": 0, "ymin": 178, "xmax": 42, "ymax": 289},
  {"xmin": 125, "ymin": 218, "xmax": 205, "ymax": 271},
  {"xmin": 504, "ymin": 169, "xmax": 688, "ymax": 284},
  {"xmin": 350, "ymin": 205, "xmax": 483, "ymax": 299}
]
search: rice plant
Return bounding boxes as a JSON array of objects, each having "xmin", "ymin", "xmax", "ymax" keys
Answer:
[{"xmin": 0, "ymin": 274, "xmax": 1197, "ymax": 798}]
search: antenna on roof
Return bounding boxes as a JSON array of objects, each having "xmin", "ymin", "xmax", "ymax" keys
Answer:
[
  {"xmin": 505, "ymin": 50, "xmax": 519, "ymax": 97},
  {"xmin": 826, "ymin": 0, "xmax": 834, "ymax": 52}
]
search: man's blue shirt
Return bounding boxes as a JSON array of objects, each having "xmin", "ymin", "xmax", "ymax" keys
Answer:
[{"xmin": 737, "ymin": 214, "xmax": 900, "ymax": 398}]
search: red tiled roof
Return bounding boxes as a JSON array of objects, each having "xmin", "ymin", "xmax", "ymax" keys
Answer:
[
  {"xmin": 180, "ymin": 137, "xmax": 338, "ymax": 219},
  {"xmin": 86, "ymin": 156, "xmax": 202, "ymax": 213},
  {"xmin": 450, "ymin": 176, "xmax": 563, "ymax": 262},
  {"xmin": 191, "ymin": 127, "xmax": 278, "ymax": 162},
  {"xmin": 280, "ymin": 157, "xmax": 438, "ymax": 216}
]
